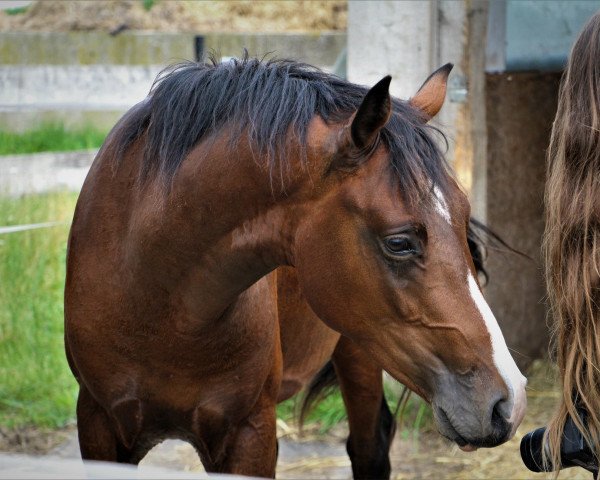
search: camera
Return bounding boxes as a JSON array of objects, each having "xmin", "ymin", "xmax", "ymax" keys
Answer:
[{"xmin": 520, "ymin": 409, "xmax": 598, "ymax": 477}]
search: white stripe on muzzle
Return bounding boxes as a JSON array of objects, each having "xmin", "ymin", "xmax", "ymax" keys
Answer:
[{"xmin": 467, "ymin": 272, "xmax": 527, "ymax": 436}]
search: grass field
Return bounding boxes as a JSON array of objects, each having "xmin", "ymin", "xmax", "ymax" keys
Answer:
[
  {"xmin": 0, "ymin": 191, "xmax": 79, "ymax": 428},
  {"xmin": 0, "ymin": 123, "xmax": 107, "ymax": 156}
]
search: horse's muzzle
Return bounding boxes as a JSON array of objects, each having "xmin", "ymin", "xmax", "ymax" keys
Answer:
[
  {"xmin": 431, "ymin": 370, "xmax": 524, "ymax": 450},
  {"xmin": 434, "ymin": 400, "xmax": 512, "ymax": 450}
]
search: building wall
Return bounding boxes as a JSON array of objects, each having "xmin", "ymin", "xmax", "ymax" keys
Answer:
[{"xmin": 484, "ymin": 72, "xmax": 561, "ymax": 367}]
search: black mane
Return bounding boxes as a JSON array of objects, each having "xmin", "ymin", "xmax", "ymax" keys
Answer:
[{"xmin": 114, "ymin": 54, "xmax": 449, "ymax": 200}]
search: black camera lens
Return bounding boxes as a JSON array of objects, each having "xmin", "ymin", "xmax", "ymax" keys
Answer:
[
  {"xmin": 521, "ymin": 427, "xmax": 550, "ymax": 472},
  {"xmin": 520, "ymin": 410, "xmax": 598, "ymax": 477}
]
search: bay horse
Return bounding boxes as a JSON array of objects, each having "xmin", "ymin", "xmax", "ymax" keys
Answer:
[
  {"xmin": 64, "ymin": 56, "xmax": 527, "ymax": 478},
  {"xmin": 544, "ymin": 12, "xmax": 600, "ymax": 471}
]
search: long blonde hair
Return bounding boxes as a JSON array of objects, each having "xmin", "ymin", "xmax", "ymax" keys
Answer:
[{"xmin": 544, "ymin": 12, "xmax": 600, "ymax": 471}]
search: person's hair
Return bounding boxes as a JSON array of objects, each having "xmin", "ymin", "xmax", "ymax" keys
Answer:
[{"xmin": 544, "ymin": 12, "xmax": 600, "ymax": 472}]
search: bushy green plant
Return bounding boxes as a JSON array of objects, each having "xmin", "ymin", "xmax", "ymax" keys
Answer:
[{"xmin": 142, "ymin": 0, "xmax": 156, "ymax": 12}]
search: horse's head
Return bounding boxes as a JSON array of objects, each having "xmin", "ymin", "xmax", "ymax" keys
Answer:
[{"xmin": 294, "ymin": 66, "xmax": 526, "ymax": 450}]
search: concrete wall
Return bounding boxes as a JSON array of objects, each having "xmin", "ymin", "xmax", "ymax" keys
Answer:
[
  {"xmin": 347, "ymin": 1, "xmax": 436, "ymax": 99},
  {"xmin": 1, "ymin": 65, "xmax": 162, "ymax": 110},
  {"xmin": 0, "ymin": 31, "xmax": 346, "ymax": 132},
  {"xmin": 0, "ymin": 31, "xmax": 346, "ymax": 66}
]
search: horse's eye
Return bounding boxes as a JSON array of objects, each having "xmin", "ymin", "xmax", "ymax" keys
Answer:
[{"xmin": 383, "ymin": 235, "xmax": 420, "ymax": 258}]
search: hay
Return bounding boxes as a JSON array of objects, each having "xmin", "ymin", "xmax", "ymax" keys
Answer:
[{"xmin": 0, "ymin": 0, "xmax": 347, "ymax": 33}]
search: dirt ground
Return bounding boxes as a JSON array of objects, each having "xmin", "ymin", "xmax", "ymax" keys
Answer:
[
  {"xmin": 0, "ymin": 0, "xmax": 347, "ymax": 33},
  {"xmin": 0, "ymin": 361, "xmax": 594, "ymax": 479}
]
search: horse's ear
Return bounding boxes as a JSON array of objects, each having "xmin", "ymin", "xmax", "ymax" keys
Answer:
[
  {"xmin": 410, "ymin": 63, "xmax": 453, "ymax": 121},
  {"xmin": 350, "ymin": 76, "xmax": 392, "ymax": 150}
]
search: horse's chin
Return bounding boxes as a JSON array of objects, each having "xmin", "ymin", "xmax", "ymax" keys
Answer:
[
  {"xmin": 433, "ymin": 405, "xmax": 478, "ymax": 452},
  {"xmin": 433, "ymin": 403, "xmax": 508, "ymax": 451},
  {"xmin": 458, "ymin": 444, "xmax": 478, "ymax": 452}
]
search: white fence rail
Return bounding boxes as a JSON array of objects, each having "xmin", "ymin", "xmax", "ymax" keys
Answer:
[{"xmin": 0, "ymin": 221, "xmax": 68, "ymax": 235}]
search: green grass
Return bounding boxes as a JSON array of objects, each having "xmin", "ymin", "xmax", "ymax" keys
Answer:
[
  {"xmin": 142, "ymin": 0, "xmax": 157, "ymax": 11},
  {"xmin": 0, "ymin": 123, "xmax": 108, "ymax": 156},
  {"xmin": 276, "ymin": 382, "xmax": 432, "ymax": 435},
  {"xmin": 0, "ymin": 191, "xmax": 79, "ymax": 428},
  {"xmin": 4, "ymin": 5, "xmax": 28, "ymax": 15}
]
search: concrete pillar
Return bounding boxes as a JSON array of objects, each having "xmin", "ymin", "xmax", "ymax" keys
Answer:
[{"xmin": 347, "ymin": 1, "xmax": 435, "ymax": 99}]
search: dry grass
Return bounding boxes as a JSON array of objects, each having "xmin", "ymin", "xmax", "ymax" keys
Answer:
[
  {"xmin": 0, "ymin": 425, "xmax": 74, "ymax": 455},
  {"xmin": 0, "ymin": 0, "xmax": 347, "ymax": 33}
]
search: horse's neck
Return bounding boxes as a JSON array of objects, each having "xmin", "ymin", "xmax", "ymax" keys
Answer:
[{"xmin": 145, "ymin": 141, "xmax": 312, "ymax": 324}]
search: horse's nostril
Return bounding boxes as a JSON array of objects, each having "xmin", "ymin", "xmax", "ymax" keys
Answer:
[
  {"xmin": 491, "ymin": 399, "xmax": 512, "ymax": 440},
  {"xmin": 493, "ymin": 395, "xmax": 512, "ymax": 421},
  {"xmin": 492, "ymin": 400, "xmax": 505, "ymax": 425}
]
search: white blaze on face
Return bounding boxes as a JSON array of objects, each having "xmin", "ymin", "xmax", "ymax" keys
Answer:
[
  {"xmin": 467, "ymin": 272, "xmax": 527, "ymax": 436},
  {"xmin": 433, "ymin": 185, "xmax": 451, "ymax": 224}
]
